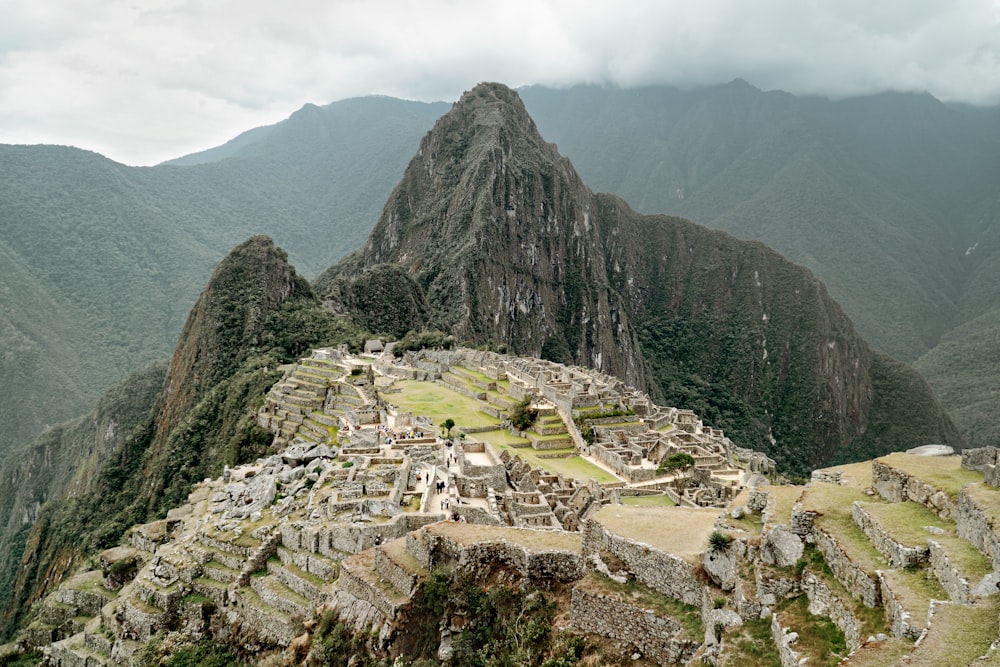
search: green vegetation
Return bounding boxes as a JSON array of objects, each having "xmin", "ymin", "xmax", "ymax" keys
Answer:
[
  {"xmin": 708, "ymin": 530, "xmax": 734, "ymax": 552},
  {"xmin": 510, "ymin": 397, "xmax": 540, "ymax": 432},
  {"xmin": 390, "ymin": 381, "xmax": 498, "ymax": 429},
  {"xmin": 658, "ymin": 452, "xmax": 695, "ymax": 473},
  {"xmin": 621, "ymin": 495, "xmax": 676, "ymax": 507},
  {"xmin": 490, "ymin": 442, "xmax": 619, "ymax": 483}
]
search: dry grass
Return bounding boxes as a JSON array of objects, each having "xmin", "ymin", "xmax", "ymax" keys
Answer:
[
  {"xmin": 424, "ymin": 521, "xmax": 582, "ymax": 552},
  {"xmin": 591, "ymin": 505, "xmax": 720, "ymax": 564},
  {"xmin": 837, "ymin": 637, "xmax": 913, "ymax": 666},
  {"xmin": 875, "ymin": 453, "xmax": 981, "ymax": 498},
  {"xmin": 882, "ymin": 567, "xmax": 946, "ymax": 622},
  {"xmin": 906, "ymin": 597, "xmax": 1000, "ymax": 666},
  {"xmin": 765, "ymin": 484, "xmax": 805, "ymax": 526}
]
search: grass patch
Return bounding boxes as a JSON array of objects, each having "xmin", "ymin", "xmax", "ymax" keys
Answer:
[
  {"xmin": 621, "ymin": 495, "xmax": 676, "ymax": 507},
  {"xmin": 876, "ymin": 453, "xmax": 981, "ymax": 498},
  {"xmin": 492, "ymin": 442, "xmax": 619, "ymax": 483},
  {"xmin": 882, "ymin": 567, "xmax": 947, "ymax": 621},
  {"xmin": 906, "ymin": 597, "xmax": 1000, "ymax": 666},
  {"xmin": 476, "ymin": 429, "xmax": 531, "ymax": 447},
  {"xmin": 390, "ymin": 380, "xmax": 499, "ymax": 429},
  {"xmin": 860, "ymin": 500, "xmax": 992, "ymax": 579},
  {"xmin": 777, "ymin": 594, "xmax": 848, "ymax": 666},
  {"xmin": 766, "ymin": 485, "xmax": 805, "ymax": 526},
  {"xmin": 718, "ymin": 615, "xmax": 781, "ymax": 667}
]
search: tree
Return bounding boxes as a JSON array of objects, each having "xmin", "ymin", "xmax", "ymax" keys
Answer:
[
  {"xmin": 658, "ymin": 451, "xmax": 695, "ymax": 474},
  {"xmin": 440, "ymin": 418, "xmax": 455, "ymax": 437}
]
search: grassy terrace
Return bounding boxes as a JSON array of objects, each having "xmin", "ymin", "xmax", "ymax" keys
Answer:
[
  {"xmin": 881, "ymin": 567, "xmax": 946, "ymax": 621},
  {"xmin": 491, "ymin": 441, "xmax": 620, "ymax": 483},
  {"xmin": 766, "ymin": 484, "xmax": 805, "ymax": 526},
  {"xmin": 423, "ymin": 521, "xmax": 582, "ymax": 552},
  {"xmin": 578, "ymin": 572, "xmax": 703, "ymax": 638},
  {"xmin": 801, "ymin": 481, "xmax": 888, "ymax": 572},
  {"xmin": 453, "ymin": 365, "xmax": 492, "ymax": 383},
  {"xmin": 860, "ymin": 501, "xmax": 992, "ymax": 579},
  {"xmin": 964, "ymin": 482, "xmax": 1000, "ymax": 530},
  {"xmin": 875, "ymin": 453, "xmax": 981, "ymax": 498},
  {"xmin": 622, "ymin": 495, "xmax": 677, "ymax": 507},
  {"xmin": 389, "ymin": 380, "xmax": 499, "ymax": 429},
  {"xmin": 592, "ymin": 505, "xmax": 720, "ymax": 563},
  {"xmin": 838, "ymin": 638, "xmax": 913, "ymax": 666},
  {"xmin": 906, "ymin": 597, "xmax": 1000, "ymax": 666}
]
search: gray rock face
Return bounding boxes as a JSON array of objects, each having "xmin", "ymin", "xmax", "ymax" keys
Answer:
[
  {"xmin": 905, "ymin": 444, "xmax": 954, "ymax": 456},
  {"xmin": 761, "ymin": 526, "xmax": 804, "ymax": 567},
  {"xmin": 703, "ymin": 546, "xmax": 738, "ymax": 591}
]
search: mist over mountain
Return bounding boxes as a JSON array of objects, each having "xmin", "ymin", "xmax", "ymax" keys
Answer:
[
  {"xmin": 2, "ymin": 77, "xmax": 997, "ymax": 482},
  {"xmin": 0, "ymin": 84, "xmax": 963, "ymax": 648}
]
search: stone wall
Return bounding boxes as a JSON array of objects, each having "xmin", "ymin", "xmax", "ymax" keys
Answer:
[
  {"xmin": 927, "ymin": 539, "xmax": 971, "ymax": 604},
  {"xmin": 876, "ymin": 571, "xmax": 923, "ymax": 640},
  {"xmin": 871, "ymin": 460, "xmax": 957, "ymax": 520},
  {"xmin": 813, "ymin": 528, "xmax": 880, "ymax": 608},
  {"xmin": 570, "ymin": 586, "xmax": 699, "ymax": 664},
  {"xmin": 770, "ymin": 613, "xmax": 805, "ymax": 667},
  {"xmin": 851, "ymin": 502, "xmax": 927, "ymax": 568},
  {"xmin": 581, "ymin": 519, "xmax": 703, "ymax": 606},
  {"xmin": 961, "ymin": 447, "xmax": 1000, "ymax": 486},
  {"xmin": 956, "ymin": 487, "xmax": 1000, "ymax": 570},
  {"xmin": 425, "ymin": 535, "xmax": 583, "ymax": 584},
  {"xmin": 802, "ymin": 572, "xmax": 862, "ymax": 652}
]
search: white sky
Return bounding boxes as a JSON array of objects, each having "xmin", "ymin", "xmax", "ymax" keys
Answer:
[{"xmin": 2, "ymin": 0, "xmax": 999, "ymax": 166}]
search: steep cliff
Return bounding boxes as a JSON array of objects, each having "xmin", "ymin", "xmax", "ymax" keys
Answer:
[
  {"xmin": 0, "ymin": 236, "xmax": 358, "ymax": 638},
  {"xmin": 318, "ymin": 82, "xmax": 960, "ymax": 474}
]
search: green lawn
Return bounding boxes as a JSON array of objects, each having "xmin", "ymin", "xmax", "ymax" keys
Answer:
[
  {"xmin": 476, "ymin": 429, "xmax": 531, "ymax": 447},
  {"xmin": 492, "ymin": 442, "xmax": 620, "ymax": 483},
  {"xmin": 622, "ymin": 495, "xmax": 676, "ymax": 507},
  {"xmin": 389, "ymin": 380, "xmax": 499, "ymax": 429}
]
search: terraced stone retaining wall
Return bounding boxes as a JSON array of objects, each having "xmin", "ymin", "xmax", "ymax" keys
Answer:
[
  {"xmin": 581, "ymin": 520, "xmax": 702, "ymax": 606},
  {"xmin": 876, "ymin": 571, "xmax": 923, "ymax": 640},
  {"xmin": 802, "ymin": 572, "xmax": 862, "ymax": 652},
  {"xmin": 871, "ymin": 461, "xmax": 957, "ymax": 520},
  {"xmin": 813, "ymin": 528, "xmax": 880, "ymax": 608},
  {"xmin": 570, "ymin": 585, "xmax": 699, "ymax": 664},
  {"xmin": 956, "ymin": 488, "xmax": 1000, "ymax": 570},
  {"xmin": 852, "ymin": 502, "xmax": 927, "ymax": 568},
  {"xmin": 927, "ymin": 539, "xmax": 971, "ymax": 604}
]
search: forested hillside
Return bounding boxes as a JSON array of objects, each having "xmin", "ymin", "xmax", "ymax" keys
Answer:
[{"xmin": 0, "ymin": 97, "xmax": 445, "ymax": 458}]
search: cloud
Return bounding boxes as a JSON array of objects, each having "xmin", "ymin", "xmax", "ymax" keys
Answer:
[{"xmin": 1, "ymin": 0, "xmax": 999, "ymax": 165}]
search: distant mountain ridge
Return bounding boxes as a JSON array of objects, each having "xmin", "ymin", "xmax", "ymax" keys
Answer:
[
  {"xmin": 2, "ymin": 76, "xmax": 998, "ymax": 486},
  {"xmin": 318, "ymin": 82, "xmax": 960, "ymax": 473}
]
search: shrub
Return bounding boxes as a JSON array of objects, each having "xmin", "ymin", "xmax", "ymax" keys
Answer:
[{"xmin": 708, "ymin": 530, "xmax": 734, "ymax": 552}]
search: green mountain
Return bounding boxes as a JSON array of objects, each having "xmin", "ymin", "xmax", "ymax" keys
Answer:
[
  {"xmin": 518, "ymin": 83, "xmax": 1000, "ymax": 445},
  {"xmin": 0, "ymin": 83, "xmax": 965, "ymax": 649},
  {"xmin": 318, "ymin": 83, "xmax": 960, "ymax": 474},
  {"xmin": 0, "ymin": 236, "xmax": 360, "ymax": 636},
  {"xmin": 0, "ymin": 97, "xmax": 445, "ymax": 461}
]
